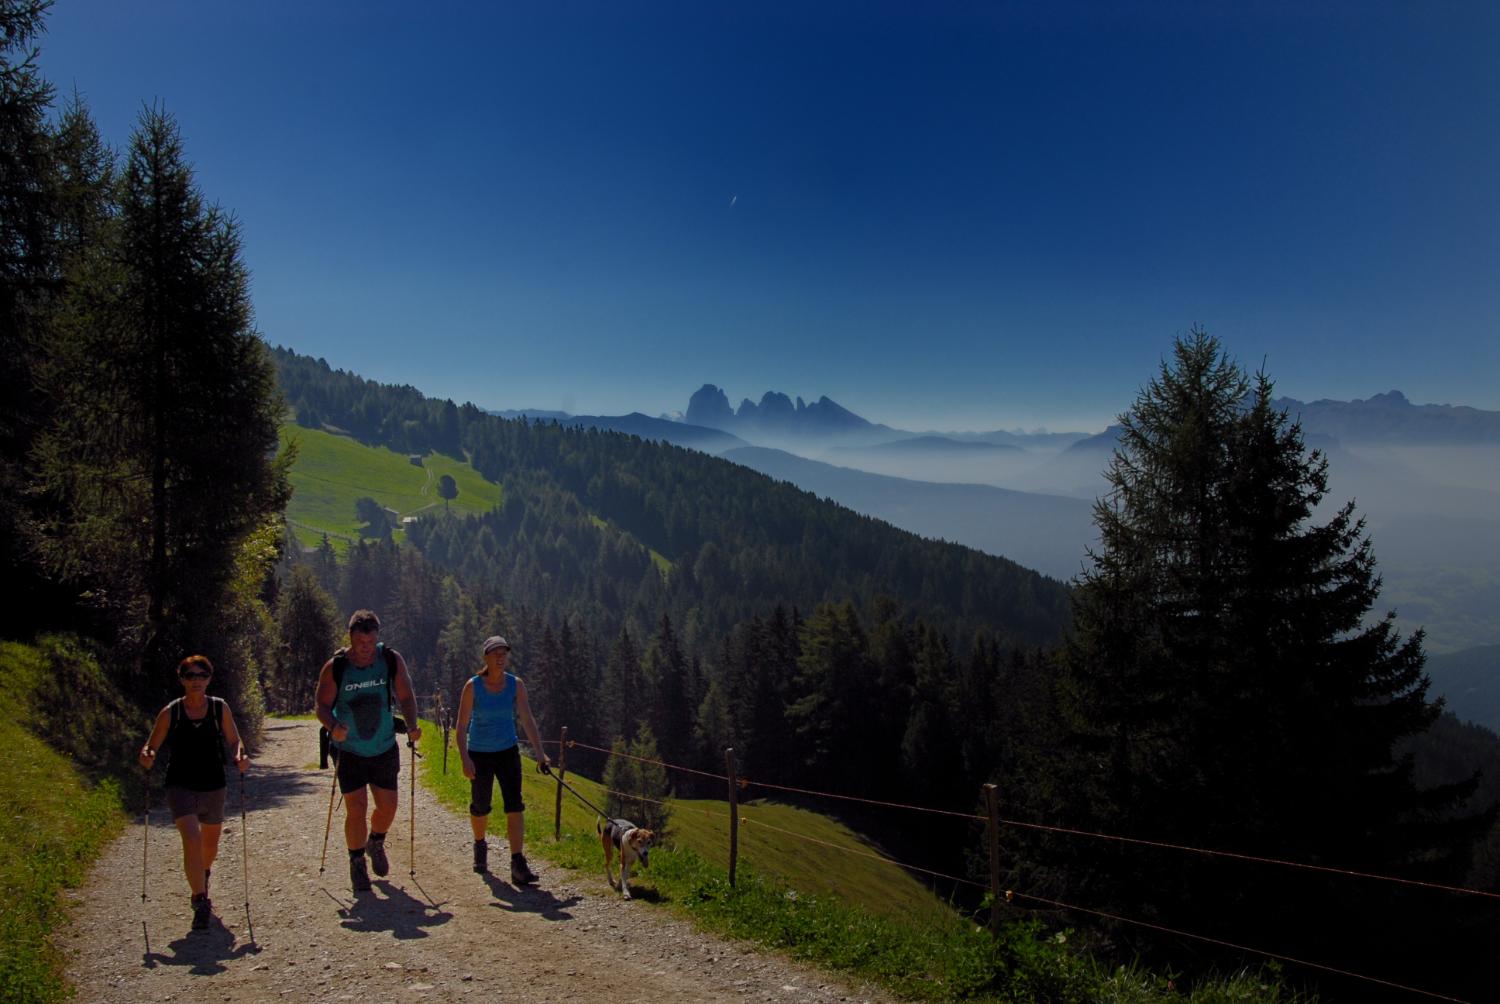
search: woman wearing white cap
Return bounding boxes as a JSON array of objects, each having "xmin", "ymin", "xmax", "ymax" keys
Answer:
[{"xmin": 456, "ymin": 635, "xmax": 551, "ymax": 883}]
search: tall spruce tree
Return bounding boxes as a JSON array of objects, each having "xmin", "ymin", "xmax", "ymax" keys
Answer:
[
  {"xmin": 32, "ymin": 105, "xmax": 287, "ymax": 696},
  {"xmin": 643, "ymin": 613, "xmax": 693, "ymax": 784},
  {"xmin": 1060, "ymin": 329, "xmax": 1481, "ymax": 982}
]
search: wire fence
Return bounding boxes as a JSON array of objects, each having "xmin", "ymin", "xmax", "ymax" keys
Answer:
[{"xmin": 481, "ymin": 725, "xmax": 1493, "ymax": 1004}]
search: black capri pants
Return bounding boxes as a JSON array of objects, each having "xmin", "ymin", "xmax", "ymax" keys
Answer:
[{"xmin": 469, "ymin": 746, "xmax": 524, "ymax": 816}]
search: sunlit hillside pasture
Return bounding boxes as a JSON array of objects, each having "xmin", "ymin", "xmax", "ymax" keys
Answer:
[
  {"xmin": 280, "ymin": 424, "xmax": 502, "ymax": 550},
  {"xmin": 419, "ymin": 726, "xmax": 953, "ymax": 924}
]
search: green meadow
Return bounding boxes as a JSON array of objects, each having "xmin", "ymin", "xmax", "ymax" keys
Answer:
[
  {"xmin": 280, "ymin": 425, "xmax": 502, "ymax": 550},
  {"xmin": 415, "ymin": 727, "xmax": 1296, "ymax": 1001}
]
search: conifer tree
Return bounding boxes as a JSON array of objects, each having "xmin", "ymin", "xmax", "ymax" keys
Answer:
[
  {"xmin": 602, "ymin": 727, "xmax": 670, "ymax": 835},
  {"xmin": 437, "ymin": 593, "xmax": 484, "ymax": 705},
  {"xmin": 272, "ymin": 564, "xmax": 339, "ymax": 714},
  {"xmin": 1061, "ymin": 329, "xmax": 1480, "ymax": 974},
  {"xmin": 32, "ymin": 105, "xmax": 287, "ymax": 693},
  {"xmin": 601, "ymin": 626, "xmax": 643, "ymax": 744},
  {"xmin": 0, "ymin": 0, "xmax": 61, "ymax": 636},
  {"xmin": 643, "ymin": 613, "xmax": 693, "ymax": 782}
]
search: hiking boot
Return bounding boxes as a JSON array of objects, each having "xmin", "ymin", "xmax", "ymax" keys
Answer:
[
  {"xmin": 191, "ymin": 894, "xmax": 212, "ymax": 931},
  {"xmin": 472, "ymin": 839, "xmax": 488, "ymax": 874},
  {"xmin": 350, "ymin": 853, "xmax": 372, "ymax": 892},
  {"xmin": 510, "ymin": 853, "xmax": 537, "ymax": 886},
  {"xmin": 368, "ymin": 835, "xmax": 389, "ymax": 877}
]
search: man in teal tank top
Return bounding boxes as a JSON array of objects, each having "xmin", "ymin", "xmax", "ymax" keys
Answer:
[{"xmin": 315, "ymin": 609, "xmax": 422, "ymax": 892}]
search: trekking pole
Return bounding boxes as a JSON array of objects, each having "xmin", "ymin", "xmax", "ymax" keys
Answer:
[
  {"xmin": 238, "ymin": 767, "xmax": 256, "ymax": 947},
  {"xmin": 141, "ymin": 768, "xmax": 152, "ymax": 955},
  {"xmin": 407, "ymin": 736, "xmax": 423, "ymax": 877},
  {"xmin": 318, "ymin": 762, "xmax": 339, "ymax": 877}
]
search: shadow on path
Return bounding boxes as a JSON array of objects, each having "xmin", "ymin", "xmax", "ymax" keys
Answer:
[
  {"xmin": 142, "ymin": 915, "xmax": 259, "ymax": 975},
  {"xmin": 335, "ymin": 881, "xmax": 453, "ymax": 940},
  {"xmin": 480, "ymin": 872, "xmax": 581, "ymax": 921}
]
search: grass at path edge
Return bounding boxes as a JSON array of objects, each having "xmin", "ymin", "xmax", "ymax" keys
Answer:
[{"xmin": 0, "ymin": 640, "xmax": 130, "ymax": 1004}]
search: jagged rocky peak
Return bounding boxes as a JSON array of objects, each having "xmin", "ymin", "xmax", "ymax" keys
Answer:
[
  {"xmin": 685, "ymin": 384, "xmax": 735, "ymax": 427},
  {"xmin": 751, "ymin": 391, "xmax": 797, "ymax": 421},
  {"xmin": 684, "ymin": 384, "xmax": 878, "ymax": 437}
]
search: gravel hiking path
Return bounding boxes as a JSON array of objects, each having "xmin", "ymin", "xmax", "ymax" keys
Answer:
[{"xmin": 61, "ymin": 719, "xmax": 896, "ymax": 1003}]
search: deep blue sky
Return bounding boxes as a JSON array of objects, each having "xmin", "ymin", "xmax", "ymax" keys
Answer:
[{"xmin": 35, "ymin": 1, "xmax": 1500, "ymax": 432}]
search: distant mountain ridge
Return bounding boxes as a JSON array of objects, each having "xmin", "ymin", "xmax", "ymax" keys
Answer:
[
  {"xmin": 498, "ymin": 387, "xmax": 1500, "ymax": 451},
  {"xmin": 1274, "ymin": 390, "xmax": 1500, "ymax": 444},
  {"xmin": 1057, "ymin": 391, "xmax": 1500, "ymax": 454}
]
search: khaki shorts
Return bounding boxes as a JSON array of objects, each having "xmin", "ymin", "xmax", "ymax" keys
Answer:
[{"xmin": 166, "ymin": 786, "xmax": 226, "ymax": 825}]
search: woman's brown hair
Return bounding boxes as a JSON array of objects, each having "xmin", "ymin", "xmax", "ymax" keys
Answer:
[{"xmin": 177, "ymin": 654, "xmax": 214, "ymax": 676}]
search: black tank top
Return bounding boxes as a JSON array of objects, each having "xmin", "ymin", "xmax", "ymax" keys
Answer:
[{"xmin": 163, "ymin": 697, "xmax": 227, "ymax": 791}]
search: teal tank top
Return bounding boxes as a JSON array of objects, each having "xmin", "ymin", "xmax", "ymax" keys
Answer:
[
  {"xmin": 332, "ymin": 643, "xmax": 397, "ymax": 758},
  {"xmin": 466, "ymin": 672, "xmax": 518, "ymax": 753}
]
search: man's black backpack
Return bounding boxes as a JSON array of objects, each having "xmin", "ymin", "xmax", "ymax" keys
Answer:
[{"xmin": 318, "ymin": 646, "xmax": 407, "ymax": 769}]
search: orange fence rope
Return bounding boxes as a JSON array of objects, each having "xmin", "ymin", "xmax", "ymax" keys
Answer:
[
  {"xmin": 999, "ymin": 817, "xmax": 1500, "ymax": 901},
  {"xmin": 558, "ymin": 732, "xmax": 1500, "ymax": 902}
]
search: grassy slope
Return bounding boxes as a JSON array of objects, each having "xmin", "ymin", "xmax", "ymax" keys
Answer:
[
  {"xmin": 415, "ymin": 726, "xmax": 1300, "ymax": 1002},
  {"xmin": 280, "ymin": 424, "xmax": 502, "ymax": 550},
  {"xmin": 0, "ymin": 642, "xmax": 127, "ymax": 1004}
]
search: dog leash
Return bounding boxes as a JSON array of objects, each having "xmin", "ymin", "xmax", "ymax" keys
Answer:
[{"xmin": 542, "ymin": 763, "xmax": 611, "ymax": 820}]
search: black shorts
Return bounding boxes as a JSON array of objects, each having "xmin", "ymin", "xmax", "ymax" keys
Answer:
[
  {"xmin": 469, "ymin": 746, "xmax": 524, "ymax": 816},
  {"xmin": 336, "ymin": 744, "xmax": 400, "ymax": 794}
]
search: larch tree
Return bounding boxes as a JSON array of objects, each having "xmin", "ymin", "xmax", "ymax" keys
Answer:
[{"xmin": 33, "ymin": 104, "xmax": 288, "ymax": 698}]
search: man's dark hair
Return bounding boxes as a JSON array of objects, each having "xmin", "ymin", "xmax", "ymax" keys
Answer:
[{"xmin": 347, "ymin": 609, "xmax": 381, "ymax": 633}]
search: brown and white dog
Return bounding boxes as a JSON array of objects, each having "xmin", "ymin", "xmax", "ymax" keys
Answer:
[{"xmin": 599, "ymin": 817, "xmax": 654, "ymax": 899}]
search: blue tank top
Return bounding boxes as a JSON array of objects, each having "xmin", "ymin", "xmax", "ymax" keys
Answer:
[
  {"xmin": 331, "ymin": 643, "xmax": 397, "ymax": 758},
  {"xmin": 466, "ymin": 672, "xmax": 518, "ymax": 753}
]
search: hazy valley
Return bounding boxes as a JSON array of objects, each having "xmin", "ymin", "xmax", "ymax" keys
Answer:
[{"xmin": 506, "ymin": 384, "xmax": 1500, "ymax": 728}]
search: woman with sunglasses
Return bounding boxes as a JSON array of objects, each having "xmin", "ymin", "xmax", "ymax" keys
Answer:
[{"xmin": 138, "ymin": 655, "xmax": 249, "ymax": 931}]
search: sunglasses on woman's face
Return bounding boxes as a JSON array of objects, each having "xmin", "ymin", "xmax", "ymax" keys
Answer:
[{"xmin": 180, "ymin": 671, "xmax": 211, "ymax": 680}]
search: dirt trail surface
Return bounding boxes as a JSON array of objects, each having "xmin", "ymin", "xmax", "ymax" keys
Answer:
[{"xmin": 63, "ymin": 719, "xmax": 895, "ymax": 1003}]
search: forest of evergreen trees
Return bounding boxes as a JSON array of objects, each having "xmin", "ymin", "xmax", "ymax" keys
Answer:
[
  {"xmin": 270, "ymin": 347, "xmax": 1074, "ymax": 806},
  {"xmin": 5, "ymin": 3, "xmax": 1498, "ymax": 996}
]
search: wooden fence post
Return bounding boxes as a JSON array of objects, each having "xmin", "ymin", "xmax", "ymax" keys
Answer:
[
  {"xmin": 554, "ymin": 725, "xmax": 568, "ymax": 840},
  {"xmin": 726, "ymin": 747, "xmax": 739, "ymax": 887},
  {"xmin": 984, "ymin": 783, "xmax": 1001, "ymax": 932}
]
